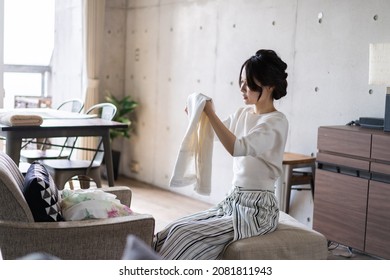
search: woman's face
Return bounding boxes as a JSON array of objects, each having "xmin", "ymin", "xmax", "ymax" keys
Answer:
[{"xmin": 239, "ymin": 66, "xmax": 262, "ymax": 105}]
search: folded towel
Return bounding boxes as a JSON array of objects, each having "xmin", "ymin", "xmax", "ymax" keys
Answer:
[
  {"xmin": 0, "ymin": 112, "xmax": 43, "ymax": 126},
  {"xmin": 169, "ymin": 92, "xmax": 214, "ymax": 195}
]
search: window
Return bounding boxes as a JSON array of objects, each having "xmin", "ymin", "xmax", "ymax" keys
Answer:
[{"xmin": 3, "ymin": 0, "xmax": 54, "ymax": 108}]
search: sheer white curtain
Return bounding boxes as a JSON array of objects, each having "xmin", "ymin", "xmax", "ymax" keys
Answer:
[
  {"xmin": 81, "ymin": 0, "xmax": 106, "ymax": 160},
  {"xmin": 0, "ymin": 0, "xmax": 4, "ymax": 109}
]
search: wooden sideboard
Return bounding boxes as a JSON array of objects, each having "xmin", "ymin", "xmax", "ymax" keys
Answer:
[{"xmin": 313, "ymin": 125, "xmax": 390, "ymax": 259}]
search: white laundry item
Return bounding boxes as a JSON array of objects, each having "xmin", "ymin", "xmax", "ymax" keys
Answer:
[{"xmin": 169, "ymin": 92, "xmax": 214, "ymax": 195}]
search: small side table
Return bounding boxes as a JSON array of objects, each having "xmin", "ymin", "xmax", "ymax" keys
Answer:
[{"xmin": 281, "ymin": 152, "xmax": 316, "ymax": 214}]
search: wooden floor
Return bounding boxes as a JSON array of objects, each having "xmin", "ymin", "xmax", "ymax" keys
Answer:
[{"xmin": 103, "ymin": 176, "xmax": 213, "ymax": 233}]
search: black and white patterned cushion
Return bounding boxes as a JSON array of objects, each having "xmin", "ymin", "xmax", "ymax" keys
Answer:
[{"xmin": 22, "ymin": 162, "xmax": 63, "ymax": 222}]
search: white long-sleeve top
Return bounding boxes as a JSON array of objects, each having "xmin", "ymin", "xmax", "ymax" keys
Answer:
[{"xmin": 223, "ymin": 107, "xmax": 288, "ymax": 191}]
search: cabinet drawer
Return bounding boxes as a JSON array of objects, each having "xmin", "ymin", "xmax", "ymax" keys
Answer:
[
  {"xmin": 371, "ymin": 162, "xmax": 390, "ymax": 174},
  {"xmin": 317, "ymin": 152, "xmax": 370, "ymax": 171},
  {"xmin": 372, "ymin": 134, "xmax": 390, "ymax": 162},
  {"xmin": 366, "ymin": 180, "xmax": 390, "ymax": 259},
  {"xmin": 317, "ymin": 127, "xmax": 371, "ymax": 158},
  {"xmin": 371, "ymin": 162, "xmax": 390, "ymax": 183},
  {"xmin": 313, "ymin": 169, "xmax": 368, "ymax": 251}
]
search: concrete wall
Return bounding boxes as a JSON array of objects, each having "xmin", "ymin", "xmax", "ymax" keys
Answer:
[
  {"xmin": 100, "ymin": 0, "xmax": 128, "ymax": 151},
  {"xmin": 102, "ymin": 0, "xmax": 390, "ymax": 226}
]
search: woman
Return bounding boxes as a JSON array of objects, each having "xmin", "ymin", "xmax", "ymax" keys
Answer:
[{"xmin": 153, "ymin": 49, "xmax": 289, "ymax": 260}]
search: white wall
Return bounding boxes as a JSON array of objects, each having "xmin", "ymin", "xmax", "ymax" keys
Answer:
[{"xmin": 113, "ymin": 0, "xmax": 390, "ymax": 226}]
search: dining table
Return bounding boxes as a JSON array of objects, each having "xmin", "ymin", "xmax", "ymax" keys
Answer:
[{"xmin": 0, "ymin": 108, "xmax": 128, "ymax": 187}]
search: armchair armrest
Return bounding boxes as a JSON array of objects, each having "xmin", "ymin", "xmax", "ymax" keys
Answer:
[{"xmin": 0, "ymin": 213, "xmax": 155, "ymax": 260}]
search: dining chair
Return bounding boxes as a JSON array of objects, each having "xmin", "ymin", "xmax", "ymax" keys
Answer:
[
  {"xmin": 20, "ymin": 98, "xmax": 84, "ymax": 165},
  {"xmin": 41, "ymin": 102, "xmax": 117, "ymax": 190}
]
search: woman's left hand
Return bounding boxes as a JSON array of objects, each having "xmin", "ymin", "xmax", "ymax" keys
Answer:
[{"xmin": 204, "ymin": 100, "xmax": 214, "ymax": 116}]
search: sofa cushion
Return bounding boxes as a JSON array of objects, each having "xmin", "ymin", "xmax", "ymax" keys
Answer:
[
  {"xmin": 222, "ymin": 211, "xmax": 328, "ymax": 260},
  {"xmin": 22, "ymin": 162, "xmax": 64, "ymax": 222}
]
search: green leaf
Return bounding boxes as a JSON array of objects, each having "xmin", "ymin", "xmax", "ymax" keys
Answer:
[{"xmin": 105, "ymin": 91, "xmax": 138, "ymax": 142}]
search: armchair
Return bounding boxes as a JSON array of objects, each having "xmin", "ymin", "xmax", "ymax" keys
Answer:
[{"xmin": 0, "ymin": 151, "xmax": 155, "ymax": 260}]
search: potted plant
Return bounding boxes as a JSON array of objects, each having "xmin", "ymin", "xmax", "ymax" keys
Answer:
[{"xmin": 105, "ymin": 91, "xmax": 139, "ymax": 180}]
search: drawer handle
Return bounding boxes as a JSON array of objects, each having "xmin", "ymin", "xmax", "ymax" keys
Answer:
[{"xmin": 318, "ymin": 162, "xmax": 371, "ymax": 179}]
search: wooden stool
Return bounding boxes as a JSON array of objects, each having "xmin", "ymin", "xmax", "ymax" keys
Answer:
[{"xmin": 283, "ymin": 152, "xmax": 316, "ymax": 214}]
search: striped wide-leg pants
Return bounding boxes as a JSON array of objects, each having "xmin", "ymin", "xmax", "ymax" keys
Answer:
[{"xmin": 153, "ymin": 187, "xmax": 279, "ymax": 260}]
